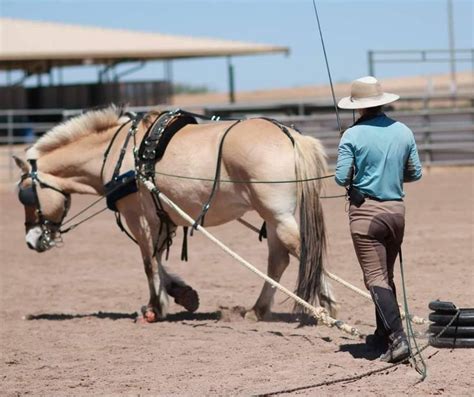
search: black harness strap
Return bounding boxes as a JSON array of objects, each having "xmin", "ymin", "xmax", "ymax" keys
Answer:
[
  {"xmin": 138, "ymin": 110, "xmax": 197, "ymax": 178},
  {"xmin": 19, "ymin": 159, "xmax": 71, "ymax": 229},
  {"xmin": 111, "ymin": 115, "xmax": 139, "ymax": 179},
  {"xmin": 181, "ymin": 226, "xmax": 189, "ymax": 261},
  {"xmin": 192, "ymin": 119, "xmax": 242, "ymax": 230},
  {"xmin": 114, "ymin": 212, "xmax": 138, "ymax": 245},
  {"xmin": 259, "ymin": 222, "xmax": 267, "ymax": 241},
  {"xmin": 259, "ymin": 117, "xmax": 296, "ymax": 146},
  {"xmin": 103, "ymin": 114, "xmax": 140, "ymax": 212},
  {"xmin": 136, "ymin": 110, "xmax": 198, "ymax": 259},
  {"xmin": 100, "ymin": 118, "xmax": 131, "ymax": 181}
]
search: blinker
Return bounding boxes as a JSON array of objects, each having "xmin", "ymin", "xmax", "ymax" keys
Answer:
[{"xmin": 18, "ymin": 186, "xmax": 37, "ymax": 207}]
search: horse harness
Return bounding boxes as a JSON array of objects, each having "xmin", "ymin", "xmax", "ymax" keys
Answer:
[
  {"xmin": 18, "ymin": 109, "xmax": 296, "ymax": 256},
  {"xmin": 100, "ymin": 109, "xmax": 297, "ymax": 260}
]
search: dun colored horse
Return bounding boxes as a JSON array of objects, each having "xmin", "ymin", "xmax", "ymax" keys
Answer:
[{"xmin": 14, "ymin": 105, "xmax": 336, "ymax": 322}]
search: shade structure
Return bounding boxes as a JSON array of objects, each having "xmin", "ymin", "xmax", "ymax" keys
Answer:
[{"xmin": 0, "ymin": 18, "xmax": 289, "ymax": 73}]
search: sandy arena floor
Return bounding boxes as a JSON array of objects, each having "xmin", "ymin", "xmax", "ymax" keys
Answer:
[{"xmin": 1, "ymin": 167, "xmax": 473, "ymax": 396}]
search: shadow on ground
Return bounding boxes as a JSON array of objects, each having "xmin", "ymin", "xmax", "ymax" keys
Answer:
[
  {"xmin": 25, "ymin": 311, "xmax": 139, "ymax": 321},
  {"xmin": 339, "ymin": 342, "xmax": 383, "ymax": 361},
  {"xmin": 24, "ymin": 309, "xmax": 318, "ymax": 324}
]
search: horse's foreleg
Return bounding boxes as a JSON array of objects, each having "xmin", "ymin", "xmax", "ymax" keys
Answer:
[
  {"xmin": 141, "ymin": 253, "xmax": 169, "ymax": 322},
  {"xmin": 118, "ymin": 200, "xmax": 170, "ymax": 322},
  {"xmin": 245, "ymin": 218, "xmax": 297, "ymax": 321}
]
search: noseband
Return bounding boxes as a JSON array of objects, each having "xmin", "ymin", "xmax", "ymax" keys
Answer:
[{"xmin": 18, "ymin": 159, "xmax": 71, "ymax": 249}]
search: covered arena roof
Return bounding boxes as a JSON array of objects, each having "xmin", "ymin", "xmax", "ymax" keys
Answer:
[{"xmin": 0, "ymin": 18, "xmax": 289, "ymax": 73}]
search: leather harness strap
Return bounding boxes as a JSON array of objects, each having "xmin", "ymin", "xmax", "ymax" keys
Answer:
[{"xmin": 101, "ymin": 109, "xmax": 298, "ymax": 260}]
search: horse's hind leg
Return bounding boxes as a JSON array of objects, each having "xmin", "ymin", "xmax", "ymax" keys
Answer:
[{"xmin": 245, "ymin": 217, "xmax": 299, "ymax": 321}]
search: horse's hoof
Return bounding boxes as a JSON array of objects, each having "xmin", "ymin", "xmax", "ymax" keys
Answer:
[
  {"xmin": 173, "ymin": 286, "xmax": 200, "ymax": 313},
  {"xmin": 139, "ymin": 306, "xmax": 160, "ymax": 323},
  {"xmin": 144, "ymin": 310, "xmax": 158, "ymax": 323}
]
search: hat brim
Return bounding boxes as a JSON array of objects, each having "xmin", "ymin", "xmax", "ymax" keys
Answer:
[{"xmin": 338, "ymin": 93, "xmax": 400, "ymax": 109}]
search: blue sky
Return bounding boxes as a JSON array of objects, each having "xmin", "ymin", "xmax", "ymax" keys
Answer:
[{"xmin": 1, "ymin": 0, "xmax": 473, "ymax": 91}]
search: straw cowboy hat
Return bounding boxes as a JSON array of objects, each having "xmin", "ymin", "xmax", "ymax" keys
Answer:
[{"xmin": 338, "ymin": 76, "xmax": 400, "ymax": 109}]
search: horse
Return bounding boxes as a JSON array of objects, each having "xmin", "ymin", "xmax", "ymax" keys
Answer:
[{"xmin": 13, "ymin": 105, "xmax": 336, "ymax": 322}]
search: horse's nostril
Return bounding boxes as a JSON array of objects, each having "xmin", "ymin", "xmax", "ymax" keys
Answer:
[{"xmin": 27, "ymin": 241, "xmax": 35, "ymax": 250}]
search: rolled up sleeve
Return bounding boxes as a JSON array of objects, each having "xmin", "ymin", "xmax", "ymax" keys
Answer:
[{"xmin": 335, "ymin": 134, "xmax": 354, "ymax": 186}]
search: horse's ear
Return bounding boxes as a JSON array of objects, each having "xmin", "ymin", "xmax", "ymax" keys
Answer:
[{"xmin": 12, "ymin": 155, "xmax": 29, "ymax": 174}]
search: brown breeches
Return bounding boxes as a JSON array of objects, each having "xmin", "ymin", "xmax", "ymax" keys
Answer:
[{"xmin": 349, "ymin": 199, "xmax": 405, "ymax": 290}]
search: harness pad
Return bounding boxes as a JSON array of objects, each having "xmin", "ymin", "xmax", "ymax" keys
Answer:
[
  {"xmin": 138, "ymin": 112, "xmax": 197, "ymax": 177},
  {"xmin": 104, "ymin": 170, "xmax": 138, "ymax": 211}
]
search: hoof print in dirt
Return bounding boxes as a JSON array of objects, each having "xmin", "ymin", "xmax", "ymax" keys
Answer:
[{"xmin": 218, "ymin": 306, "xmax": 247, "ymax": 322}]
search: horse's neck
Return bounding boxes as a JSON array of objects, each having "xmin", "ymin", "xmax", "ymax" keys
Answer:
[{"xmin": 38, "ymin": 130, "xmax": 114, "ymax": 195}]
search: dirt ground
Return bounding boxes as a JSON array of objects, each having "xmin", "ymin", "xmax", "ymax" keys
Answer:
[{"xmin": 1, "ymin": 167, "xmax": 473, "ymax": 396}]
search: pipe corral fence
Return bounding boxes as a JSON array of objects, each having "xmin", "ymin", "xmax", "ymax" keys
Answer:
[{"xmin": 1, "ymin": 101, "xmax": 473, "ymax": 183}]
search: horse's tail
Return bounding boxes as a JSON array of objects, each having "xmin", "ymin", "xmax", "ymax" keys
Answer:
[{"xmin": 292, "ymin": 133, "xmax": 337, "ymax": 316}]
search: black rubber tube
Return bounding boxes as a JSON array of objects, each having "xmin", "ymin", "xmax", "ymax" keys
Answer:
[
  {"xmin": 428, "ymin": 300, "xmax": 458, "ymax": 313},
  {"xmin": 429, "ymin": 336, "xmax": 474, "ymax": 348},
  {"xmin": 429, "ymin": 309, "xmax": 474, "ymax": 326},
  {"xmin": 429, "ymin": 324, "xmax": 474, "ymax": 337}
]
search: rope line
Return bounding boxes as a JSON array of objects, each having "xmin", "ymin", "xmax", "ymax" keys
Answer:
[
  {"xmin": 399, "ymin": 249, "xmax": 427, "ymax": 379},
  {"xmin": 235, "ymin": 218, "xmax": 428, "ymax": 324},
  {"xmin": 154, "ymin": 170, "xmax": 335, "ymax": 184},
  {"xmin": 311, "ymin": 0, "xmax": 342, "ymax": 133},
  {"xmin": 326, "ymin": 271, "xmax": 427, "ymax": 325},
  {"xmin": 257, "ymin": 361, "xmax": 403, "ymax": 396},
  {"xmin": 61, "ymin": 196, "xmax": 105, "ymax": 227},
  {"xmin": 60, "ymin": 207, "xmax": 108, "ymax": 233},
  {"xmin": 258, "ymin": 310, "xmax": 460, "ymax": 396},
  {"xmin": 141, "ymin": 178, "xmax": 365, "ymax": 338}
]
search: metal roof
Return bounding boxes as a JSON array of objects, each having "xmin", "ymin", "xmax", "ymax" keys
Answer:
[{"xmin": 0, "ymin": 18, "xmax": 289, "ymax": 72}]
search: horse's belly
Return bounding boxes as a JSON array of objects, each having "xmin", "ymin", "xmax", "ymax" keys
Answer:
[{"xmin": 158, "ymin": 185, "xmax": 251, "ymax": 227}]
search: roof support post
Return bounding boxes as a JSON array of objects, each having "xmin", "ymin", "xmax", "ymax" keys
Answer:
[
  {"xmin": 447, "ymin": 0, "xmax": 457, "ymax": 95},
  {"xmin": 367, "ymin": 50, "xmax": 374, "ymax": 76},
  {"xmin": 164, "ymin": 60, "xmax": 173, "ymax": 104},
  {"xmin": 227, "ymin": 56, "xmax": 235, "ymax": 103}
]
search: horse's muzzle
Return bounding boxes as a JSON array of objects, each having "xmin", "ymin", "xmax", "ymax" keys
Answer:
[{"xmin": 25, "ymin": 227, "xmax": 51, "ymax": 253}]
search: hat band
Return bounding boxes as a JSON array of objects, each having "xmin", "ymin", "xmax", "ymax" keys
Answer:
[{"xmin": 350, "ymin": 93, "xmax": 384, "ymax": 102}]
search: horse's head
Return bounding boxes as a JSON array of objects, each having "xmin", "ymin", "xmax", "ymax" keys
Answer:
[{"xmin": 14, "ymin": 156, "xmax": 71, "ymax": 252}]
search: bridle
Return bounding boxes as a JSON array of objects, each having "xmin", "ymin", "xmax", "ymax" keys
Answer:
[
  {"xmin": 18, "ymin": 159, "xmax": 71, "ymax": 251},
  {"xmin": 16, "ymin": 113, "xmax": 136, "ymax": 251}
]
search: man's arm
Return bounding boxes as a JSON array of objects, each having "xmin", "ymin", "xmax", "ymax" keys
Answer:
[
  {"xmin": 335, "ymin": 134, "xmax": 355, "ymax": 186},
  {"xmin": 404, "ymin": 134, "xmax": 422, "ymax": 182}
]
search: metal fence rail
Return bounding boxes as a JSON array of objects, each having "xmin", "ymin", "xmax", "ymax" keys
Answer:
[{"xmin": 1, "ymin": 106, "xmax": 473, "ymax": 183}]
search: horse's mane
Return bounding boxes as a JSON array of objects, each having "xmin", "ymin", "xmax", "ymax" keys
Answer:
[{"xmin": 26, "ymin": 105, "xmax": 128, "ymax": 159}]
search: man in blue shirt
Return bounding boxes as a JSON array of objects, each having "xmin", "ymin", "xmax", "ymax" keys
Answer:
[{"xmin": 335, "ymin": 76, "xmax": 422, "ymax": 363}]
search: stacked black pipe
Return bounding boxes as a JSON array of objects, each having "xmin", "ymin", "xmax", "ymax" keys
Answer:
[{"xmin": 428, "ymin": 300, "xmax": 474, "ymax": 348}]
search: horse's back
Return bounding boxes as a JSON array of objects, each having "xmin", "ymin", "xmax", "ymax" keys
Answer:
[
  {"xmin": 159, "ymin": 118, "xmax": 296, "ymax": 180},
  {"xmin": 155, "ymin": 119, "xmax": 299, "ymax": 226}
]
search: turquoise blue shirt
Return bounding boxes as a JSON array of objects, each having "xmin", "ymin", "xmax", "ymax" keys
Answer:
[{"xmin": 335, "ymin": 114, "xmax": 422, "ymax": 200}]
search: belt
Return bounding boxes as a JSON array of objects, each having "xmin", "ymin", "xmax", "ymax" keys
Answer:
[{"xmin": 365, "ymin": 195, "xmax": 403, "ymax": 202}]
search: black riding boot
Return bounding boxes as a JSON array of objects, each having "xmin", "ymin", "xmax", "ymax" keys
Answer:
[
  {"xmin": 370, "ymin": 286, "xmax": 410, "ymax": 363},
  {"xmin": 365, "ymin": 309, "xmax": 389, "ymax": 352},
  {"xmin": 366, "ymin": 282, "xmax": 396, "ymax": 350}
]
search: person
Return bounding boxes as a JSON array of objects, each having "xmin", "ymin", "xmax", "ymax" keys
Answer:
[{"xmin": 335, "ymin": 76, "xmax": 422, "ymax": 363}]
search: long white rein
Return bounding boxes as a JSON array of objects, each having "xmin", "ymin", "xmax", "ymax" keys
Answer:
[{"xmin": 142, "ymin": 178, "xmax": 365, "ymax": 338}]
